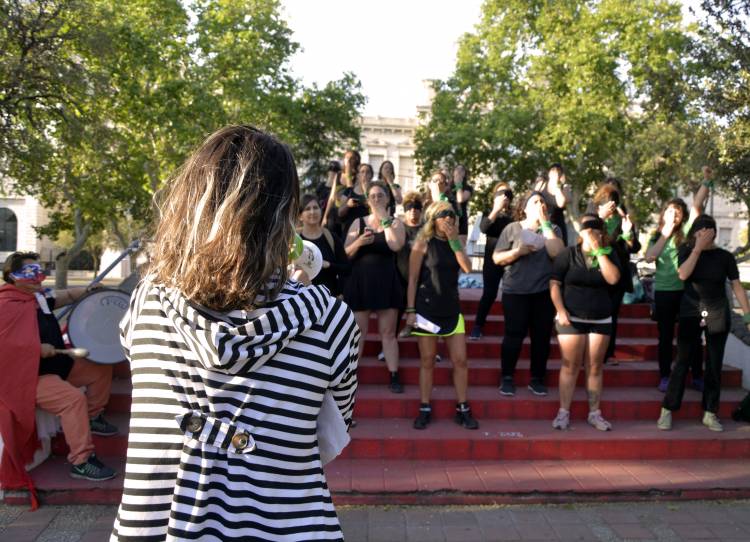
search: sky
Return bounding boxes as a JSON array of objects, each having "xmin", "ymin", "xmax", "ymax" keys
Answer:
[
  {"xmin": 281, "ymin": 0, "xmax": 702, "ymax": 119},
  {"xmin": 281, "ymin": 0, "xmax": 484, "ymax": 118}
]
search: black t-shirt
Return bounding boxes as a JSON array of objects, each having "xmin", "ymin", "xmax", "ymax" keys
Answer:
[
  {"xmin": 541, "ymin": 190, "xmax": 567, "ymax": 245},
  {"xmin": 677, "ymin": 246, "xmax": 739, "ymax": 318},
  {"xmin": 37, "ymin": 294, "xmax": 74, "ymax": 379},
  {"xmin": 552, "ymin": 245, "xmax": 621, "ymax": 319},
  {"xmin": 480, "ymin": 211, "xmax": 512, "ymax": 260},
  {"xmin": 301, "ymin": 230, "xmax": 350, "ymax": 297}
]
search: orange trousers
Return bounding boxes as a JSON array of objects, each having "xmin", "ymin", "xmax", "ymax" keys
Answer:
[{"xmin": 35, "ymin": 359, "xmax": 113, "ymax": 466}]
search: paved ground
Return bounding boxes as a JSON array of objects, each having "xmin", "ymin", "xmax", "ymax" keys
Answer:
[{"xmin": 0, "ymin": 500, "xmax": 748, "ymax": 541}]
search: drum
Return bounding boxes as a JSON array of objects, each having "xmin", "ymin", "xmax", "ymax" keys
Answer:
[{"xmin": 66, "ymin": 288, "xmax": 130, "ymax": 364}]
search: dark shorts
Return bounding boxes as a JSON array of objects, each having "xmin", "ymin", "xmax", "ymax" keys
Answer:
[{"xmin": 555, "ymin": 320, "xmax": 612, "ymax": 336}]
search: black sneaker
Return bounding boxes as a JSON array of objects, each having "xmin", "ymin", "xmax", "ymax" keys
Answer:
[
  {"xmin": 469, "ymin": 326, "xmax": 482, "ymax": 341},
  {"xmin": 90, "ymin": 414, "xmax": 118, "ymax": 436},
  {"xmin": 527, "ymin": 380, "xmax": 548, "ymax": 396},
  {"xmin": 454, "ymin": 404, "xmax": 479, "ymax": 430},
  {"xmin": 70, "ymin": 454, "xmax": 116, "ymax": 481},
  {"xmin": 499, "ymin": 377, "xmax": 515, "ymax": 396},
  {"xmin": 389, "ymin": 372, "xmax": 404, "ymax": 394},
  {"xmin": 413, "ymin": 405, "xmax": 432, "ymax": 430}
]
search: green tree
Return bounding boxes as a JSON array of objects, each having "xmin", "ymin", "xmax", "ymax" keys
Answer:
[
  {"xmin": 415, "ymin": 0, "xmax": 700, "ymax": 225},
  {"xmin": 1, "ymin": 0, "xmax": 364, "ymax": 286},
  {"xmin": 693, "ymin": 0, "xmax": 750, "ymax": 260}
]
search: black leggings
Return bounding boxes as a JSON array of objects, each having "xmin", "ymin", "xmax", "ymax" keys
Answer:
[
  {"xmin": 501, "ymin": 291, "xmax": 555, "ymax": 382},
  {"xmin": 474, "ymin": 257, "xmax": 504, "ymax": 329},
  {"xmin": 604, "ymin": 289, "xmax": 623, "ymax": 362},
  {"xmin": 663, "ymin": 317, "xmax": 728, "ymax": 414},
  {"xmin": 654, "ymin": 290, "xmax": 703, "ymax": 379}
]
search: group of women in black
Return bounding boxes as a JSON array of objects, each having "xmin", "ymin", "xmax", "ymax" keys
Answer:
[{"xmin": 301, "ymin": 153, "xmax": 750, "ymax": 434}]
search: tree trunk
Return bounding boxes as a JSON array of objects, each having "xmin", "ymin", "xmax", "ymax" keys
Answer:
[{"xmin": 54, "ymin": 208, "xmax": 91, "ymax": 289}]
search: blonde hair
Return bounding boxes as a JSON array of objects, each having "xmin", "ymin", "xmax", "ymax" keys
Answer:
[
  {"xmin": 148, "ymin": 125, "xmax": 299, "ymax": 311},
  {"xmin": 418, "ymin": 200, "xmax": 454, "ymax": 242}
]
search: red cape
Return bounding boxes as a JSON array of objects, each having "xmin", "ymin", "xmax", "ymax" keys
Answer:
[{"xmin": 0, "ymin": 283, "xmax": 41, "ymax": 509}]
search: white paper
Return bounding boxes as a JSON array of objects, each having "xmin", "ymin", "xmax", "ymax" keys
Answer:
[
  {"xmin": 317, "ymin": 391, "xmax": 350, "ymax": 465},
  {"xmin": 415, "ymin": 314, "xmax": 441, "ymax": 334}
]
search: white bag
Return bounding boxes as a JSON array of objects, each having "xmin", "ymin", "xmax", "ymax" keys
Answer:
[{"xmin": 317, "ymin": 391, "xmax": 350, "ymax": 465}]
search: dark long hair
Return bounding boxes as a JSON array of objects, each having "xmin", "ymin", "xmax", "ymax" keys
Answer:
[{"xmin": 656, "ymin": 198, "xmax": 689, "ymax": 247}]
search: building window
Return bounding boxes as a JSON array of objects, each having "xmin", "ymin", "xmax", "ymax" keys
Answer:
[{"xmin": 0, "ymin": 207, "xmax": 18, "ymax": 251}]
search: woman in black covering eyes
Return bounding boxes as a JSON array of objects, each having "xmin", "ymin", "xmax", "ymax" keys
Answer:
[
  {"xmin": 657, "ymin": 215, "xmax": 750, "ymax": 432},
  {"xmin": 550, "ymin": 214, "xmax": 621, "ymax": 432}
]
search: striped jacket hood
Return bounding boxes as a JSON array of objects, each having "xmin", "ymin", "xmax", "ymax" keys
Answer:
[{"xmin": 154, "ymin": 281, "xmax": 332, "ymax": 375}]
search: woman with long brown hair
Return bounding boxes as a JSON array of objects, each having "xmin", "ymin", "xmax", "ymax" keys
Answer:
[
  {"xmin": 589, "ymin": 180, "xmax": 640, "ymax": 365},
  {"xmin": 344, "ymin": 180, "xmax": 406, "ymax": 393},
  {"xmin": 111, "ymin": 126, "xmax": 360, "ymax": 541},
  {"xmin": 645, "ymin": 168, "xmax": 712, "ymax": 392}
]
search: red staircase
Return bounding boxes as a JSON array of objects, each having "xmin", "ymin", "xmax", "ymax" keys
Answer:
[{"xmin": 4, "ymin": 290, "xmax": 750, "ymax": 506}]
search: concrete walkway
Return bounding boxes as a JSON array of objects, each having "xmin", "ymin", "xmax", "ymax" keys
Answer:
[{"xmin": 1, "ymin": 500, "xmax": 748, "ymax": 541}]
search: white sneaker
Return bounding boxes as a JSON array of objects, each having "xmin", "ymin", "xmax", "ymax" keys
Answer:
[
  {"xmin": 377, "ymin": 351, "xmax": 385, "ymax": 362},
  {"xmin": 702, "ymin": 411, "xmax": 723, "ymax": 432},
  {"xmin": 552, "ymin": 408, "xmax": 570, "ymax": 430},
  {"xmin": 587, "ymin": 409, "xmax": 612, "ymax": 431},
  {"xmin": 657, "ymin": 407, "xmax": 672, "ymax": 431}
]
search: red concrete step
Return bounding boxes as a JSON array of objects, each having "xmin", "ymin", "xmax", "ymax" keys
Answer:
[
  {"xmin": 9, "ymin": 456, "xmax": 750, "ymax": 506},
  {"xmin": 325, "ymin": 458, "xmax": 750, "ymax": 504},
  {"xmin": 369, "ymin": 314, "xmax": 660, "ymax": 338},
  {"xmin": 458, "ymin": 296, "xmax": 652, "ymax": 319},
  {"xmin": 364, "ymin": 334, "xmax": 662, "ymax": 360},
  {"xmin": 352, "ymin": 386, "xmax": 747, "ymax": 421},
  {"xmin": 342, "ymin": 419, "xmax": 750, "ymax": 461},
  {"xmin": 358, "ymin": 357, "xmax": 744, "ymax": 388}
]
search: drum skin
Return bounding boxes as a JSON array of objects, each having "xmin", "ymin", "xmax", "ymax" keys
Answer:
[{"xmin": 66, "ymin": 288, "xmax": 130, "ymax": 364}]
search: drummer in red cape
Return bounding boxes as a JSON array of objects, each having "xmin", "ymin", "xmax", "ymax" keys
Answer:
[{"xmin": 0, "ymin": 251, "xmax": 119, "ymax": 505}]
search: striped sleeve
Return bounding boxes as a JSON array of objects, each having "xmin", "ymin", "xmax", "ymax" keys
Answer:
[{"xmin": 328, "ymin": 300, "xmax": 359, "ymax": 429}]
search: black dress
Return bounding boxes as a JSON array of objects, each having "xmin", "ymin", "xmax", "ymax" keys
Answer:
[
  {"xmin": 344, "ymin": 218, "xmax": 403, "ymax": 311},
  {"xmin": 415, "ymin": 237, "xmax": 461, "ymax": 334}
]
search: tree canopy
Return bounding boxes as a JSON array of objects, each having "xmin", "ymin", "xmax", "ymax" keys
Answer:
[
  {"xmin": 0, "ymin": 0, "xmax": 365, "ymax": 285},
  {"xmin": 414, "ymin": 0, "xmax": 725, "ymax": 228}
]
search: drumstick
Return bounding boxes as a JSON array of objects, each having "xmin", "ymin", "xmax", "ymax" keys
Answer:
[{"xmin": 55, "ymin": 347, "xmax": 89, "ymax": 358}]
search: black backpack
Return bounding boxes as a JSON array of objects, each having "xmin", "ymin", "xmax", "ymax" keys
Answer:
[{"xmin": 731, "ymin": 392, "xmax": 750, "ymax": 423}]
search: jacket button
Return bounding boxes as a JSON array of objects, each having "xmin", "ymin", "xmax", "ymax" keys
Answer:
[
  {"xmin": 187, "ymin": 416, "xmax": 203, "ymax": 433},
  {"xmin": 232, "ymin": 432, "xmax": 249, "ymax": 450}
]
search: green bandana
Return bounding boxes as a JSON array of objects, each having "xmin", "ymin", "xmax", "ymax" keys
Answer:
[{"xmin": 587, "ymin": 246, "xmax": 612, "ymax": 268}]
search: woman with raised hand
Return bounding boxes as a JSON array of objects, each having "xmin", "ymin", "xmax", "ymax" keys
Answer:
[
  {"xmin": 645, "ymin": 167, "xmax": 712, "ymax": 392},
  {"xmin": 378, "ymin": 160, "xmax": 403, "ymax": 214},
  {"xmin": 338, "ymin": 160, "xmax": 372, "ymax": 236},
  {"xmin": 470, "ymin": 181, "xmax": 514, "ymax": 340},
  {"xmin": 657, "ymin": 215, "xmax": 750, "ymax": 432},
  {"xmin": 533, "ymin": 163, "xmax": 571, "ymax": 246},
  {"xmin": 493, "ymin": 191, "xmax": 564, "ymax": 397},
  {"xmin": 344, "ymin": 180, "xmax": 406, "ymax": 394},
  {"xmin": 298, "ymin": 194, "xmax": 350, "ymax": 297},
  {"xmin": 406, "ymin": 201, "xmax": 478, "ymax": 430},
  {"xmin": 590, "ymin": 181, "xmax": 641, "ymax": 365},
  {"xmin": 111, "ymin": 125, "xmax": 360, "ymax": 541},
  {"xmin": 550, "ymin": 214, "xmax": 621, "ymax": 432}
]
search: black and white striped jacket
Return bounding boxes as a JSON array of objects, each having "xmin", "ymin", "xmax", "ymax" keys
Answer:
[{"xmin": 111, "ymin": 279, "xmax": 359, "ymax": 541}]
